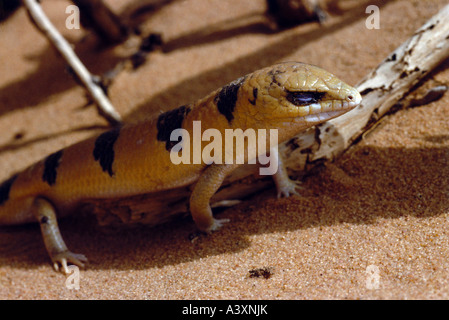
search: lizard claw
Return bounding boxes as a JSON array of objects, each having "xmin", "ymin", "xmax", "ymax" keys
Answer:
[
  {"xmin": 52, "ymin": 251, "xmax": 88, "ymax": 274},
  {"xmin": 276, "ymin": 178, "xmax": 303, "ymax": 198},
  {"xmin": 205, "ymin": 218, "xmax": 230, "ymax": 233}
]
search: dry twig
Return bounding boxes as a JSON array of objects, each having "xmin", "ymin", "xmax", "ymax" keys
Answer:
[{"xmin": 23, "ymin": 0, "xmax": 122, "ymax": 126}]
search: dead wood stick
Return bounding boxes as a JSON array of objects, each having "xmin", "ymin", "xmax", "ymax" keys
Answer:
[
  {"xmin": 23, "ymin": 0, "xmax": 122, "ymax": 126},
  {"xmin": 91, "ymin": 5, "xmax": 449, "ymax": 226},
  {"xmin": 280, "ymin": 3, "xmax": 449, "ymax": 174}
]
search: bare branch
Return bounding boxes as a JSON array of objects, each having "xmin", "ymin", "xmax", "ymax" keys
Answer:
[{"xmin": 23, "ymin": 0, "xmax": 122, "ymax": 126}]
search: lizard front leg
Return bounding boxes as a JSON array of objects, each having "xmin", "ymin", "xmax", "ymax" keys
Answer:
[
  {"xmin": 270, "ymin": 147, "xmax": 302, "ymax": 198},
  {"xmin": 31, "ymin": 197, "xmax": 87, "ymax": 274},
  {"xmin": 189, "ymin": 164, "xmax": 240, "ymax": 233}
]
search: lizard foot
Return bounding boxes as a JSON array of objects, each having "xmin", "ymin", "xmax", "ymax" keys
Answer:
[
  {"xmin": 276, "ymin": 178, "xmax": 303, "ymax": 198},
  {"xmin": 205, "ymin": 218, "xmax": 230, "ymax": 233},
  {"xmin": 52, "ymin": 251, "xmax": 88, "ymax": 274}
]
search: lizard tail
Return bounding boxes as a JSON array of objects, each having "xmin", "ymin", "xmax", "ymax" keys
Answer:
[
  {"xmin": 0, "ymin": 174, "xmax": 36, "ymax": 225},
  {"xmin": 0, "ymin": 196, "xmax": 35, "ymax": 225}
]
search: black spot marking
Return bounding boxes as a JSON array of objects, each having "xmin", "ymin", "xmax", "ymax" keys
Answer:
[
  {"xmin": 249, "ymin": 87, "xmax": 258, "ymax": 105},
  {"xmin": 156, "ymin": 105, "xmax": 191, "ymax": 151},
  {"xmin": 0, "ymin": 174, "xmax": 18, "ymax": 206},
  {"xmin": 216, "ymin": 76, "xmax": 245, "ymax": 123},
  {"xmin": 286, "ymin": 91, "xmax": 325, "ymax": 106},
  {"xmin": 268, "ymin": 69, "xmax": 284, "ymax": 76},
  {"xmin": 93, "ymin": 127, "xmax": 121, "ymax": 177},
  {"xmin": 268, "ymin": 69, "xmax": 284, "ymax": 86},
  {"xmin": 40, "ymin": 216, "xmax": 49, "ymax": 224},
  {"xmin": 42, "ymin": 150, "xmax": 63, "ymax": 186}
]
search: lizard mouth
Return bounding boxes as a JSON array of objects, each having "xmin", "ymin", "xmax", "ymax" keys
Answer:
[
  {"xmin": 292, "ymin": 92, "xmax": 362, "ymax": 123},
  {"xmin": 299, "ymin": 110, "xmax": 346, "ymax": 123}
]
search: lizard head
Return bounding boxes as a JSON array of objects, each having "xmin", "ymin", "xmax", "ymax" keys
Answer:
[{"xmin": 234, "ymin": 62, "xmax": 362, "ymax": 136}]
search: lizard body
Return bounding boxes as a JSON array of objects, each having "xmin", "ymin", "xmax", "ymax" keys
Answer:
[{"xmin": 0, "ymin": 62, "xmax": 361, "ymax": 273}]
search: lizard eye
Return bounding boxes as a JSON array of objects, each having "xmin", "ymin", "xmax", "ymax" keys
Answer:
[{"xmin": 286, "ymin": 91, "xmax": 325, "ymax": 106}]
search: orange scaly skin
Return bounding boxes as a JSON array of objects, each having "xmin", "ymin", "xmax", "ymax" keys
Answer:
[{"xmin": 0, "ymin": 62, "xmax": 361, "ymax": 273}]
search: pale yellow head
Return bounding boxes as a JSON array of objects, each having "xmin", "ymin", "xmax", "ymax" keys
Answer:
[{"xmin": 234, "ymin": 62, "xmax": 362, "ymax": 131}]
